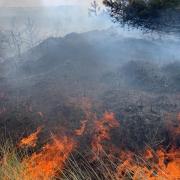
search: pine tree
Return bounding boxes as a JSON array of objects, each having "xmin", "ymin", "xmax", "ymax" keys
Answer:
[{"xmin": 104, "ymin": 0, "xmax": 180, "ymax": 33}]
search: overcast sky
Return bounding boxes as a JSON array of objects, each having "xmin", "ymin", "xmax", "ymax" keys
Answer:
[{"xmin": 0, "ymin": 0, "xmax": 102, "ymax": 7}]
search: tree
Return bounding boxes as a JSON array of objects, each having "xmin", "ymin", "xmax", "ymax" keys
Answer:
[
  {"xmin": 103, "ymin": 0, "xmax": 180, "ymax": 33},
  {"xmin": 88, "ymin": 1, "xmax": 101, "ymax": 16},
  {"xmin": 8, "ymin": 17, "xmax": 41, "ymax": 57},
  {"xmin": 8, "ymin": 17, "xmax": 24, "ymax": 57},
  {"xmin": 24, "ymin": 17, "xmax": 38, "ymax": 49}
]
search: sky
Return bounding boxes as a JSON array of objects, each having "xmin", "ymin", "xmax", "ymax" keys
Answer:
[{"xmin": 0, "ymin": 0, "xmax": 103, "ymax": 7}]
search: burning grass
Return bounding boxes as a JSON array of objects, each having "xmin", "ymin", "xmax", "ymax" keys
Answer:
[
  {"xmin": 0, "ymin": 111, "xmax": 179, "ymax": 180},
  {"xmin": 0, "ymin": 142, "xmax": 179, "ymax": 180},
  {"xmin": 18, "ymin": 126, "xmax": 43, "ymax": 148}
]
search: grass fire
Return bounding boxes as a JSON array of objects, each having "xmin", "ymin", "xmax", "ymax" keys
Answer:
[
  {"xmin": 0, "ymin": 0, "xmax": 180, "ymax": 179},
  {"xmin": 0, "ymin": 109, "xmax": 179, "ymax": 180}
]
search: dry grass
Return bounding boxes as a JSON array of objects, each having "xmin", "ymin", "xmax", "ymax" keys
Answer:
[
  {"xmin": 61, "ymin": 150, "xmax": 118, "ymax": 180},
  {"xmin": 0, "ymin": 142, "xmax": 178, "ymax": 180},
  {"xmin": 0, "ymin": 141, "xmax": 26, "ymax": 180},
  {"xmin": 0, "ymin": 143, "xmax": 128, "ymax": 180}
]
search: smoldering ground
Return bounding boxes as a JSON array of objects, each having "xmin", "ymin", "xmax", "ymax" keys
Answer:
[
  {"xmin": 0, "ymin": 5, "xmax": 180, "ymax": 153},
  {"xmin": 0, "ymin": 29, "xmax": 180, "ymax": 150}
]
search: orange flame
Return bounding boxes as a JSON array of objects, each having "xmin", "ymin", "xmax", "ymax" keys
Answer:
[
  {"xmin": 115, "ymin": 147, "xmax": 180, "ymax": 180},
  {"xmin": 74, "ymin": 97, "xmax": 93, "ymax": 136},
  {"xmin": 75, "ymin": 120, "xmax": 88, "ymax": 136},
  {"xmin": 18, "ymin": 127, "xmax": 42, "ymax": 148},
  {"xmin": 15, "ymin": 109, "xmax": 179, "ymax": 180},
  {"xmin": 22, "ymin": 135, "xmax": 75, "ymax": 180},
  {"xmin": 91, "ymin": 112, "xmax": 119, "ymax": 157},
  {"xmin": 155, "ymin": 148, "xmax": 180, "ymax": 179}
]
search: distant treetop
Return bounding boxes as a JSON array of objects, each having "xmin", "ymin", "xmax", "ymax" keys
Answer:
[{"xmin": 103, "ymin": 0, "xmax": 180, "ymax": 33}]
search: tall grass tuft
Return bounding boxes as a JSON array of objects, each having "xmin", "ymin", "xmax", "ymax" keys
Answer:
[
  {"xmin": 0, "ymin": 141, "xmax": 26, "ymax": 180},
  {"xmin": 0, "ymin": 142, "xmax": 178, "ymax": 180}
]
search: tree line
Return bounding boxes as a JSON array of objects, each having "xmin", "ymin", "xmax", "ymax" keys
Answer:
[{"xmin": 103, "ymin": 0, "xmax": 180, "ymax": 33}]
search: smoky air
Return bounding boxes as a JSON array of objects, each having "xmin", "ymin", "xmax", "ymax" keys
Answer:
[{"xmin": 0, "ymin": 4, "xmax": 179, "ymax": 180}]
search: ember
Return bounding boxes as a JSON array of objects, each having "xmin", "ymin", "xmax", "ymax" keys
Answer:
[{"xmin": 18, "ymin": 127, "xmax": 43, "ymax": 148}]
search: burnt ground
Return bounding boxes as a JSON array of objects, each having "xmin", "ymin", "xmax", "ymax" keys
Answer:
[{"xmin": 0, "ymin": 30, "xmax": 180, "ymax": 152}]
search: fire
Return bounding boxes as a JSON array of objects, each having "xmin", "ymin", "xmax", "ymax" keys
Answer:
[
  {"xmin": 18, "ymin": 127, "xmax": 43, "ymax": 148},
  {"xmin": 115, "ymin": 109, "xmax": 180, "ymax": 180},
  {"xmin": 22, "ymin": 135, "xmax": 75, "ymax": 180},
  {"xmin": 91, "ymin": 112, "xmax": 119, "ymax": 158},
  {"xmin": 155, "ymin": 148, "xmax": 180, "ymax": 179},
  {"xmin": 3, "ymin": 110, "xmax": 179, "ymax": 180},
  {"xmin": 75, "ymin": 120, "xmax": 88, "ymax": 136},
  {"xmin": 115, "ymin": 147, "xmax": 180, "ymax": 179},
  {"xmin": 74, "ymin": 97, "xmax": 94, "ymax": 136}
]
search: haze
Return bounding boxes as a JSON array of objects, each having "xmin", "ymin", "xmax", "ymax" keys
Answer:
[{"xmin": 0, "ymin": 0, "xmax": 103, "ymax": 7}]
